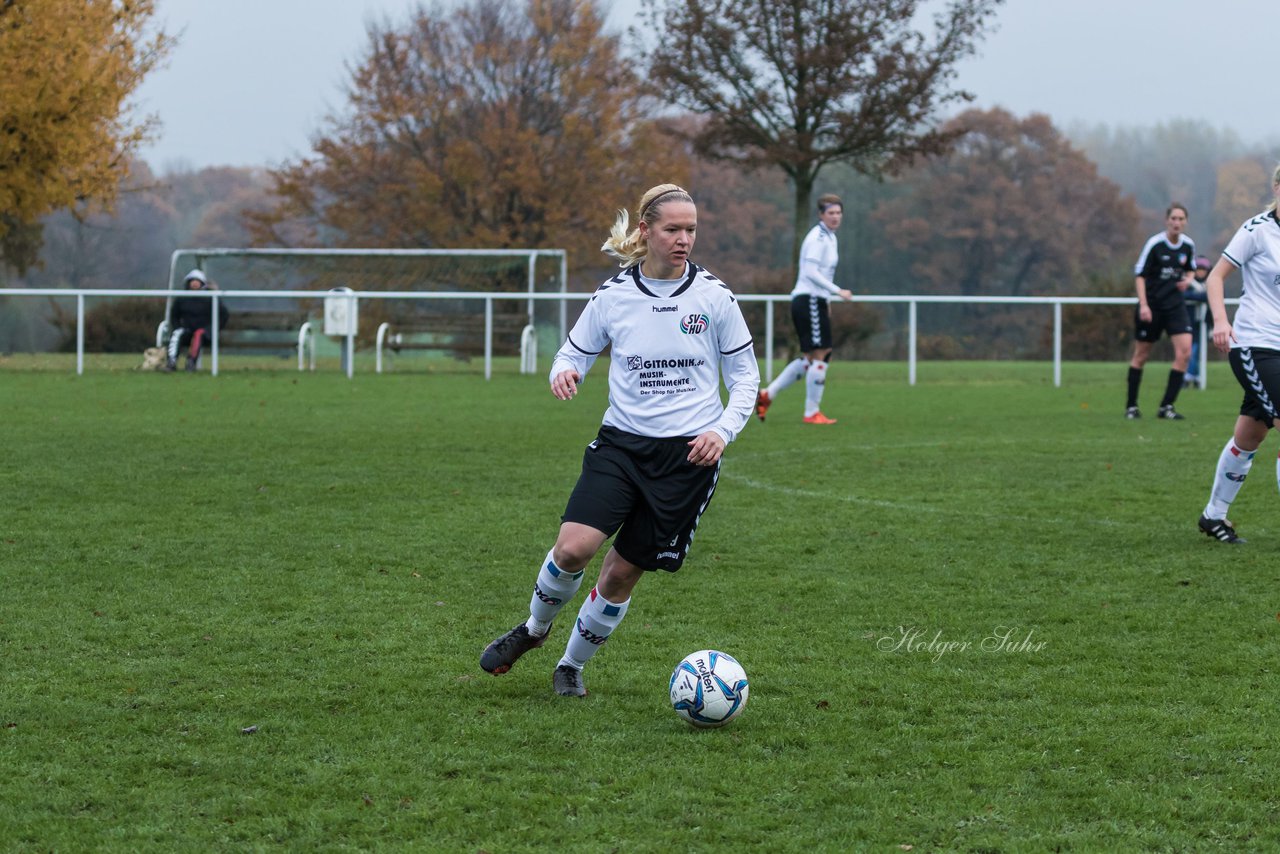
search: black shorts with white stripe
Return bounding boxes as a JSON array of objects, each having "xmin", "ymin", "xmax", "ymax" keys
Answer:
[
  {"xmin": 1230, "ymin": 346, "xmax": 1280, "ymax": 428},
  {"xmin": 561, "ymin": 426, "xmax": 720, "ymax": 572},
  {"xmin": 791, "ymin": 294, "xmax": 832, "ymax": 351}
]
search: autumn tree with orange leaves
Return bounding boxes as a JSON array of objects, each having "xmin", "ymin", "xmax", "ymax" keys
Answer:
[
  {"xmin": 0, "ymin": 0, "xmax": 170, "ymax": 273},
  {"xmin": 873, "ymin": 109, "xmax": 1138, "ymax": 298},
  {"xmin": 252, "ymin": 0, "xmax": 687, "ymax": 278}
]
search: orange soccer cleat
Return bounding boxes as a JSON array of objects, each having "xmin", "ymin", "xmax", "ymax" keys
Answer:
[
  {"xmin": 755, "ymin": 389, "xmax": 772, "ymax": 422},
  {"xmin": 802, "ymin": 411, "xmax": 838, "ymax": 425}
]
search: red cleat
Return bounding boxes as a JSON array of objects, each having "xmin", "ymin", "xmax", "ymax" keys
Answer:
[{"xmin": 755, "ymin": 390, "xmax": 772, "ymax": 422}]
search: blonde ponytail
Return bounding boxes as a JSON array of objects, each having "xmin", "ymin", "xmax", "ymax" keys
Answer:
[{"xmin": 601, "ymin": 184, "xmax": 694, "ymax": 268}]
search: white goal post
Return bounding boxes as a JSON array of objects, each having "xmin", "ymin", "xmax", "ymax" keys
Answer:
[{"xmin": 162, "ymin": 247, "xmax": 569, "ymax": 374}]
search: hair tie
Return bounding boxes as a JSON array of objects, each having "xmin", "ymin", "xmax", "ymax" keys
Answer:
[{"xmin": 641, "ymin": 187, "xmax": 687, "ymax": 220}]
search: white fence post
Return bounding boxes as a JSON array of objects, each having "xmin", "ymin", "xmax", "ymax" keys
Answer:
[
  {"xmin": 484, "ymin": 296, "xmax": 494, "ymax": 381},
  {"xmin": 211, "ymin": 293, "xmax": 220, "ymax": 376},
  {"xmin": 764, "ymin": 301, "xmax": 775, "ymax": 383},
  {"xmin": 908, "ymin": 300, "xmax": 918, "ymax": 387},
  {"xmin": 76, "ymin": 294, "xmax": 85, "ymax": 376},
  {"xmin": 1053, "ymin": 301, "xmax": 1063, "ymax": 388}
]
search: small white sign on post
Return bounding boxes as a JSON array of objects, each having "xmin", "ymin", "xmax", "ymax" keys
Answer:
[{"xmin": 324, "ymin": 287, "xmax": 358, "ymax": 336}]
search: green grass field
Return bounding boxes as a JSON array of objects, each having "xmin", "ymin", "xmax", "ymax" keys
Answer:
[{"xmin": 2, "ymin": 358, "xmax": 1277, "ymax": 851}]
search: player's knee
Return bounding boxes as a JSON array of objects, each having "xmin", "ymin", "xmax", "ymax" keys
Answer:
[
  {"xmin": 598, "ymin": 556, "xmax": 645, "ymax": 599},
  {"xmin": 551, "ymin": 540, "xmax": 595, "ymax": 572}
]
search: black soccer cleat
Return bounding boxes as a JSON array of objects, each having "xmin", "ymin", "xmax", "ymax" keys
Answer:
[
  {"xmin": 1125, "ymin": 406, "xmax": 1141, "ymax": 419},
  {"xmin": 1157, "ymin": 404, "xmax": 1184, "ymax": 420},
  {"xmin": 1199, "ymin": 515, "xmax": 1245, "ymax": 544},
  {"xmin": 553, "ymin": 664, "xmax": 587, "ymax": 697},
  {"xmin": 480, "ymin": 623, "xmax": 551, "ymax": 674}
]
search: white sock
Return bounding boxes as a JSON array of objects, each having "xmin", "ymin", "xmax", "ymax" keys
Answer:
[
  {"xmin": 525, "ymin": 549, "xmax": 583, "ymax": 636},
  {"xmin": 804, "ymin": 360, "xmax": 828, "ymax": 417},
  {"xmin": 559, "ymin": 587, "xmax": 630, "ymax": 670},
  {"xmin": 1275, "ymin": 449, "xmax": 1280, "ymax": 502},
  {"xmin": 1203, "ymin": 439, "xmax": 1255, "ymax": 520},
  {"xmin": 765, "ymin": 357, "xmax": 808, "ymax": 399}
]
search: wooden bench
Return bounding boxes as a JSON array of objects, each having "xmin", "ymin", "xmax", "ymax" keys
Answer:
[
  {"xmin": 217, "ymin": 310, "xmax": 315, "ymax": 355},
  {"xmin": 373, "ymin": 312, "xmax": 529, "ymax": 355},
  {"xmin": 377, "ymin": 311, "xmax": 531, "ymax": 359}
]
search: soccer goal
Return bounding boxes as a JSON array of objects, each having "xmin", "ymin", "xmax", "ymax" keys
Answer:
[{"xmin": 162, "ymin": 247, "xmax": 568, "ymax": 374}]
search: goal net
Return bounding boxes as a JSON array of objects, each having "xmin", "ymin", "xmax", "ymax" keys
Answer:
[{"xmin": 165, "ymin": 248, "xmax": 568, "ymax": 372}]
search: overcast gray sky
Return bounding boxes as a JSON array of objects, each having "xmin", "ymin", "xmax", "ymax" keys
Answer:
[{"xmin": 134, "ymin": 0, "xmax": 1278, "ymax": 172}]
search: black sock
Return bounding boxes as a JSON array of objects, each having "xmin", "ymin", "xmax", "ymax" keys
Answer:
[
  {"xmin": 1160, "ymin": 369, "xmax": 1185, "ymax": 407},
  {"xmin": 1126, "ymin": 366, "xmax": 1143, "ymax": 408}
]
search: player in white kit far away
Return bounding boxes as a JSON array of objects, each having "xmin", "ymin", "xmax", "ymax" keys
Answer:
[{"xmin": 755, "ymin": 193, "xmax": 852, "ymax": 425}]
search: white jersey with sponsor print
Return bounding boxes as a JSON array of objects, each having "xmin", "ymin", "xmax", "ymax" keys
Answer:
[
  {"xmin": 790, "ymin": 222, "xmax": 841, "ymax": 298},
  {"xmin": 1223, "ymin": 210, "xmax": 1280, "ymax": 350},
  {"xmin": 550, "ymin": 263, "xmax": 759, "ymax": 443}
]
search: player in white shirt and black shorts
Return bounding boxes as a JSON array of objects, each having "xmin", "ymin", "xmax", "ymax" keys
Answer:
[
  {"xmin": 1125, "ymin": 203, "xmax": 1197, "ymax": 420},
  {"xmin": 480, "ymin": 184, "xmax": 760, "ymax": 696},
  {"xmin": 1197, "ymin": 165, "xmax": 1280, "ymax": 544},
  {"xmin": 754, "ymin": 193, "xmax": 852, "ymax": 425}
]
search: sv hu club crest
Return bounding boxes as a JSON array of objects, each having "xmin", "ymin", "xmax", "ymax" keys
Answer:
[{"xmin": 680, "ymin": 313, "xmax": 710, "ymax": 335}]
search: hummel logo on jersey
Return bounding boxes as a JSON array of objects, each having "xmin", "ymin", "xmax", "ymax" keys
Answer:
[
  {"xmin": 681, "ymin": 313, "xmax": 710, "ymax": 334},
  {"xmin": 652, "ymin": 305, "xmax": 679, "ymax": 313}
]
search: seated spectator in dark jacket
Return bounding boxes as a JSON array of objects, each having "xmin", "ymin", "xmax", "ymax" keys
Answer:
[{"xmin": 165, "ymin": 269, "xmax": 229, "ymax": 372}]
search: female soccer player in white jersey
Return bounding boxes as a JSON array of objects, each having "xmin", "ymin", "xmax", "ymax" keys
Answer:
[
  {"xmin": 754, "ymin": 193, "xmax": 852, "ymax": 424},
  {"xmin": 480, "ymin": 184, "xmax": 760, "ymax": 696},
  {"xmin": 1197, "ymin": 165, "xmax": 1280, "ymax": 544}
]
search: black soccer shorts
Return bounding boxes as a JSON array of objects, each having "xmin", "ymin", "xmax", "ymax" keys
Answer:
[
  {"xmin": 1134, "ymin": 303, "xmax": 1192, "ymax": 342},
  {"xmin": 1230, "ymin": 346, "xmax": 1280, "ymax": 428},
  {"xmin": 791, "ymin": 294, "xmax": 832, "ymax": 351},
  {"xmin": 561, "ymin": 426, "xmax": 720, "ymax": 572}
]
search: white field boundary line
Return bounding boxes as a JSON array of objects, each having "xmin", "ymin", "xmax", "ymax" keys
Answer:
[{"xmin": 721, "ymin": 463, "xmax": 1131, "ymax": 530}]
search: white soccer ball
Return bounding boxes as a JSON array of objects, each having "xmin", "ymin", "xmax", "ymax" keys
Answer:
[{"xmin": 669, "ymin": 649, "xmax": 749, "ymax": 728}]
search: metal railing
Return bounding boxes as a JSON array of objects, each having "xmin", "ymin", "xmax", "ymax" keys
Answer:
[{"xmin": 0, "ymin": 287, "xmax": 1223, "ymax": 386}]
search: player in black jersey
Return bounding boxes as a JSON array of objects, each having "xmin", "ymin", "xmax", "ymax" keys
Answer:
[{"xmin": 1125, "ymin": 203, "xmax": 1197, "ymax": 420}]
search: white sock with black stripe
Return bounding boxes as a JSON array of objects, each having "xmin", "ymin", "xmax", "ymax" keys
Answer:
[
  {"xmin": 559, "ymin": 587, "xmax": 630, "ymax": 670},
  {"xmin": 765, "ymin": 357, "xmax": 808, "ymax": 399},
  {"xmin": 1203, "ymin": 439, "xmax": 1254, "ymax": 520},
  {"xmin": 525, "ymin": 549, "xmax": 583, "ymax": 636}
]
